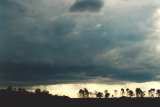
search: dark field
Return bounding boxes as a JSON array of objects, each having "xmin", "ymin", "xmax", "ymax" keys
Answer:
[{"xmin": 1, "ymin": 97, "xmax": 160, "ymax": 107}]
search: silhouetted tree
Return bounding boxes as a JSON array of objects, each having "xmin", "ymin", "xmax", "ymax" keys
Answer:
[
  {"xmin": 0, "ymin": 86, "xmax": 69, "ymax": 100},
  {"xmin": 78, "ymin": 89, "xmax": 84, "ymax": 98},
  {"xmin": 104, "ymin": 90, "xmax": 110, "ymax": 98},
  {"xmin": 126, "ymin": 88, "xmax": 129, "ymax": 97},
  {"xmin": 156, "ymin": 89, "xmax": 160, "ymax": 97},
  {"xmin": 121, "ymin": 88, "xmax": 125, "ymax": 97},
  {"xmin": 18, "ymin": 88, "xmax": 26, "ymax": 93},
  {"xmin": 7, "ymin": 86, "xmax": 13, "ymax": 92},
  {"xmin": 83, "ymin": 88, "xmax": 89, "ymax": 98},
  {"xmin": 96, "ymin": 92, "xmax": 103, "ymax": 98},
  {"xmin": 148, "ymin": 89, "xmax": 152, "ymax": 97},
  {"xmin": 128, "ymin": 90, "xmax": 134, "ymax": 97},
  {"xmin": 35, "ymin": 88, "xmax": 41, "ymax": 95},
  {"xmin": 136, "ymin": 88, "xmax": 145, "ymax": 97},
  {"xmin": 78, "ymin": 88, "xmax": 89, "ymax": 98},
  {"xmin": 42, "ymin": 90, "xmax": 49, "ymax": 95},
  {"xmin": 148, "ymin": 88, "xmax": 155, "ymax": 97},
  {"xmin": 150, "ymin": 88, "xmax": 155, "ymax": 97}
]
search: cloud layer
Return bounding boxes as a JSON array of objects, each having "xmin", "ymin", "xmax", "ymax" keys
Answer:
[{"xmin": 0, "ymin": 0, "xmax": 160, "ymax": 86}]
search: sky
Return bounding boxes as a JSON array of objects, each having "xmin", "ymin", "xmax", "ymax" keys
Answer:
[{"xmin": 1, "ymin": 0, "xmax": 160, "ymax": 97}]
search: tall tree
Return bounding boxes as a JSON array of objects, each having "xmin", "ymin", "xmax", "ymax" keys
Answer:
[
  {"xmin": 148, "ymin": 88, "xmax": 155, "ymax": 97},
  {"xmin": 156, "ymin": 89, "xmax": 160, "ymax": 97},
  {"xmin": 104, "ymin": 90, "xmax": 110, "ymax": 98},
  {"xmin": 83, "ymin": 88, "xmax": 89, "ymax": 98},
  {"xmin": 126, "ymin": 88, "xmax": 129, "ymax": 97},
  {"xmin": 78, "ymin": 89, "xmax": 84, "ymax": 98},
  {"xmin": 135, "ymin": 88, "xmax": 145, "ymax": 97},
  {"xmin": 121, "ymin": 88, "xmax": 125, "ymax": 97}
]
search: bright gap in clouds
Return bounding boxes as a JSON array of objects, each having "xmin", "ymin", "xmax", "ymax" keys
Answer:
[{"xmin": 30, "ymin": 82, "xmax": 160, "ymax": 98}]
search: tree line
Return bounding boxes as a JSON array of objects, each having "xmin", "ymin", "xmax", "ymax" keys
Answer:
[
  {"xmin": 78, "ymin": 88, "xmax": 160, "ymax": 98},
  {"xmin": 0, "ymin": 86, "xmax": 69, "ymax": 99},
  {"xmin": 1, "ymin": 86, "xmax": 160, "ymax": 99}
]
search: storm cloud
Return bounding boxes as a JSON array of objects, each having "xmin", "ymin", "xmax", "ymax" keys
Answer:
[
  {"xmin": 69, "ymin": 0, "xmax": 103, "ymax": 12},
  {"xmin": 0, "ymin": 0, "xmax": 160, "ymax": 86}
]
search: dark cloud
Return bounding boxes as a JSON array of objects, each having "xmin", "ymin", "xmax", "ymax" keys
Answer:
[
  {"xmin": 0, "ymin": 0, "xmax": 27, "ymax": 20},
  {"xmin": 0, "ymin": 0, "xmax": 160, "ymax": 86},
  {"xmin": 0, "ymin": 62, "xmax": 156, "ymax": 86},
  {"xmin": 69, "ymin": 0, "xmax": 103, "ymax": 12},
  {"xmin": 41, "ymin": 18, "xmax": 76, "ymax": 36}
]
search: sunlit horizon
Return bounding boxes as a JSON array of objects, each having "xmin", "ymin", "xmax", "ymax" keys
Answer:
[{"xmin": 27, "ymin": 81, "xmax": 160, "ymax": 98}]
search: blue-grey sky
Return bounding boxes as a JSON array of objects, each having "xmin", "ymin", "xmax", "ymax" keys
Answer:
[{"xmin": 1, "ymin": 0, "xmax": 160, "ymax": 86}]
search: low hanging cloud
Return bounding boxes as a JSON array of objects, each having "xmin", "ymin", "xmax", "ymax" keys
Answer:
[{"xmin": 69, "ymin": 0, "xmax": 103, "ymax": 12}]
